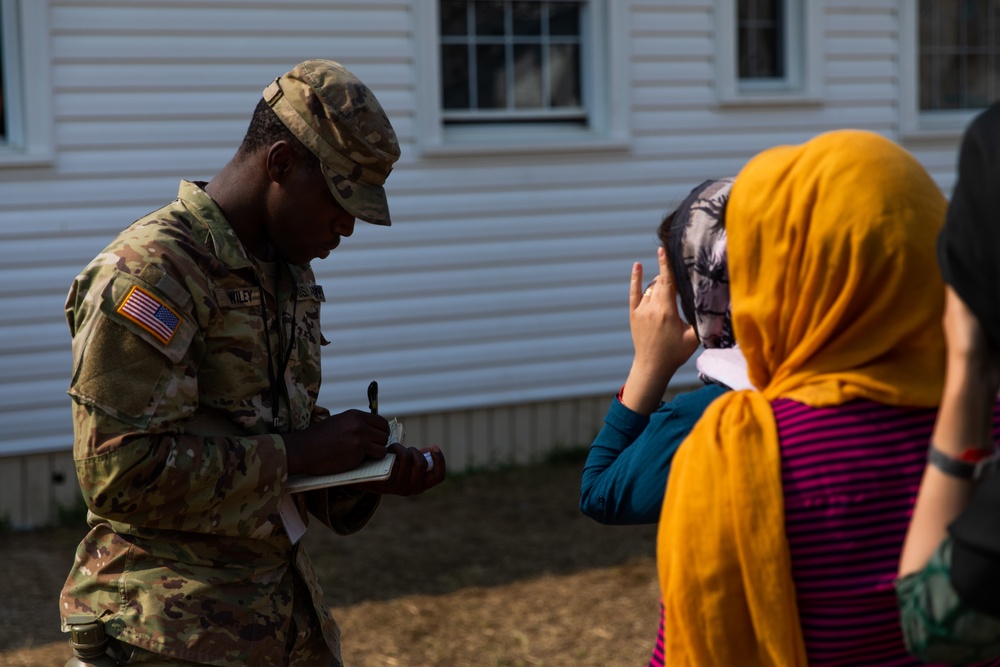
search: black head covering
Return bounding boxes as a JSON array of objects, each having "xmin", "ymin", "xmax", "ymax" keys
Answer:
[{"xmin": 938, "ymin": 102, "xmax": 1000, "ymax": 348}]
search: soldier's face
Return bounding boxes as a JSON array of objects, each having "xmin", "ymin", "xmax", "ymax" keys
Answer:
[{"xmin": 267, "ymin": 158, "xmax": 356, "ymax": 264}]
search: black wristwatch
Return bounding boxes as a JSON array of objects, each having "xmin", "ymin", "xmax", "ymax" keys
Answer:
[{"xmin": 928, "ymin": 443, "xmax": 1000, "ymax": 481}]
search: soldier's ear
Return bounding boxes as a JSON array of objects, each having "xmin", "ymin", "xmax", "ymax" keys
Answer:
[{"xmin": 264, "ymin": 141, "xmax": 295, "ymax": 183}]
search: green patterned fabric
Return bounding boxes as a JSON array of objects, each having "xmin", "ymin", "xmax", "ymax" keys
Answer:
[{"xmin": 897, "ymin": 536, "xmax": 1000, "ymax": 663}]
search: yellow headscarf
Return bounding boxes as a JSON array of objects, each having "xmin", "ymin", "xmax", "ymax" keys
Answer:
[{"xmin": 656, "ymin": 130, "xmax": 947, "ymax": 666}]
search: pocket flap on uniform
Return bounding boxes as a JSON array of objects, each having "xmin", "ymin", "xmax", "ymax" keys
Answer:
[{"xmin": 70, "ymin": 316, "xmax": 169, "ymax": 422}]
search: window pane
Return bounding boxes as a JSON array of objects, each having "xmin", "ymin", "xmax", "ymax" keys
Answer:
[
  {"xmin": 919, "ymin": 0, "xmax": 1000, "ymax": 110},
  {"xmin": 441, "ymin": 0, "xmax": 468, "ymax": 35},
  {"xmin": 0, "ymin": 9, "xmax": 5, "ymax": 141},
  {"xmin": 749, "ymin": 0, "xmax": 777, "ymax": 20},
  {"xmin": 919, "ymin": 53, "xmax": 936, "ymax": 110},
  {"xmin": 442, "ymin": 44, "xmax": 471, "ymax": 109},
  {"xmin": 475, "ymin": 1, "xmax": 506, "ymax": 37},
  {"xmin": 936, "ymin": 3, "xmax": 961, "ymax": 48},
  {"xmin": 738, "ymin": 27, "xmax": 753, "ymax": 77},
  {"xmin": 919, "ymin": 2, "xmax": 937, "ymax": 51},
  {"xmin": 549, "ymin": 3, "xmax": 580, "ymax": 36},
  {"xmin": 738, "ymin": 0, "xmax": 785, "ymax": 79},
  {"xmin": 738, "ymin": 0, "xmax": 751, "ymax": 21},
  {"xmin": 967, "ymin": 53, "xmax": 992, "ymax": 108},
  {"xmin": 549, "ymin": 43, "xmax": 580, "ymax": 107},
  {"xmin": 512, "ymin": 1, "xmax": 541, "ymax": 35},
  {"xmin": 738, "ymin": 27, "xmax": 784, "ymax": 78},
  {"xmin": 968, "ymin": 0, "xmax": 990, "ymax": 48},
  {"xmin": 928, "ymin": 53, "xmax": 963, "ymax": 109},
  {"xmin": 476, "ymin": 43, "xmax": 507, "ymax": 108},
  {"xmin": 513, "ymin": 44, "xmax": 542, "ymax": 107}
]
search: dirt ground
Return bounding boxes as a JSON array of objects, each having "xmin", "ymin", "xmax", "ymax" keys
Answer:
[{"xmin": 0, "ymin": 454, "xmax": 661, "ymax": 666}]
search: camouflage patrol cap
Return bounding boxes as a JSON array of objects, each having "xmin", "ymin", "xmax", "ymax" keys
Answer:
[{"xmin": 264, "ymin": 59, "xmax": 400, "ymax": 226}]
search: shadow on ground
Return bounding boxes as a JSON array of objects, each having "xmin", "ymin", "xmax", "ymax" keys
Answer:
[{"xmin": 0, "ymin": 454, "xmax": 660, "ymax": 665}]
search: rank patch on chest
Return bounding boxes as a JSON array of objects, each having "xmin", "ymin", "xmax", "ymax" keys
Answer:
[{"xmin": 117, "ymin": 285, "xmax": 182, "ymax": 345}]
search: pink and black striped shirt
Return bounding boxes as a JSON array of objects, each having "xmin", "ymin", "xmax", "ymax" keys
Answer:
[{"xmin": 649, "ymin": 398, "xmax": 1000, "ymax": 667}]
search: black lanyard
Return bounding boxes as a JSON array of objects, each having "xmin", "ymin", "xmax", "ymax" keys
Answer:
[{"xmin": 252, "ymin": 262, "xmax": 297, "ymax": 432}]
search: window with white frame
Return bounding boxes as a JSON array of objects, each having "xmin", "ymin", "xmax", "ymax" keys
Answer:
[
  {"xmin": 715, "ymin": 0, "xmax": 820, "ymax": 104},
  {"xmin": 918, "ymin": 0, "xmax": 1000, "ymax": 111},
  {"xmin": 413, "ymin": 0, "xmax": 629, "ymax": 154},
  {"xmin": 900, "ymin": 0, "xmax": 997, "ymax": 133},
  {"xmin": 440, "ymin": 0, "xmax": 585, "ymax": 124},
  {"xmin": 0, "ymin": 0, "xmax": 53, "ymax": 165}
]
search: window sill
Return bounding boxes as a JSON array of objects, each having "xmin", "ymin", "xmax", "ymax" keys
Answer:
[
  {"xmin": 419, "ymin": 125, "xmax": 631, "ymax": 158},
  {"xmin": 898, "ymin": 110, "xmax": 979, "ymax": 142},
  {"xmin": 715, "ymin": 91, "xmax": 824, "ymax": 109},
  {"xmin": 0, "ymin": 146, "xmax": 54, "ymax": 168}
]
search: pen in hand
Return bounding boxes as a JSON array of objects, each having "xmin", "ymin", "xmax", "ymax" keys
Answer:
[{"xmin": 367, "ymin": 380, "xmax": 435, "ymax": 470}]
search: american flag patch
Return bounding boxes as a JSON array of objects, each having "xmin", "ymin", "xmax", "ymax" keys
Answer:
[{"xmin": 117, "ymin": 285, "xmax": 182, "ymax": 345}]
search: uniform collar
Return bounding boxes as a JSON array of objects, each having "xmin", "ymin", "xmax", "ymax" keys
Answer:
[
  {"xmin": 175, "ymin": 179, "xmax": 310, "ymax": 281},
  {"xmin": 176, "ymin": 179, "xmax": 255, "ymax": 270}
]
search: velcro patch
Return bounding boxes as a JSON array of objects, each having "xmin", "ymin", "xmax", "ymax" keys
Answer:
[
  {"xmin": 297, "ymin": 283, "xmax": 326, "ymax": 302},
  {"xmin": 116, "ymin": 285, "xmax": 182, "ymax": 345}
]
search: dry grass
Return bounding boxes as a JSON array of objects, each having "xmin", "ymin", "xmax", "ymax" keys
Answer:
[{"xmin": 0, "ymin": 456, "xmax": 660, "ymax": 666}]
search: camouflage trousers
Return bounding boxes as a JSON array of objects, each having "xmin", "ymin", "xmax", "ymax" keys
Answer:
[
  {"xmin": 105, "ymin": 575, "xmax": 340, "ymax": 667},
  {"xmin": 896, "ymin": 535, "xmax": 1000, "ymax": 664}
]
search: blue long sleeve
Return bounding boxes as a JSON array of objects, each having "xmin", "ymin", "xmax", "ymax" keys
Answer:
[{"xmin": 579, "ymin": 383, "xmax": 727, "ymax": 525}]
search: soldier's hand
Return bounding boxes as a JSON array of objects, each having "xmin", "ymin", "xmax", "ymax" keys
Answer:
[
  {"xmin": 351, "ymin": 443, "xmax": 446, "ymax": 496},
  {"xmin": 285, "ymin": 409, "xmax": 389, "ymax": 475}
]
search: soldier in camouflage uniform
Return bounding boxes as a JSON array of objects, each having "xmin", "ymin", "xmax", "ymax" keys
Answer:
[{"xmin": 59, "ymin": 60, "xmax": 446, "ymax": 666}]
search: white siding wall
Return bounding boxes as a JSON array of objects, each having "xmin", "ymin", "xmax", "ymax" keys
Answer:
[{"xmin": 0, "ymin": 0, "xmax": 972, "ymax": 526}]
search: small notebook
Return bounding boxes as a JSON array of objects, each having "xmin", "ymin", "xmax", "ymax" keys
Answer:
[{"xmin": 286, "ymin": 418, "xmax": 403, "ymax": 493}]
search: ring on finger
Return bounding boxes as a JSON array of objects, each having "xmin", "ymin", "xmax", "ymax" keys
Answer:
[{"xmin": 644, "ymin": 288, "xmax": 654, "ymax": 297}]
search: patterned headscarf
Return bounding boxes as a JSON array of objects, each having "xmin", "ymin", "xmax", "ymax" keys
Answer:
[{"xmin": 665, "ymin": 178, "xmax": 735, "ymax": 350}]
